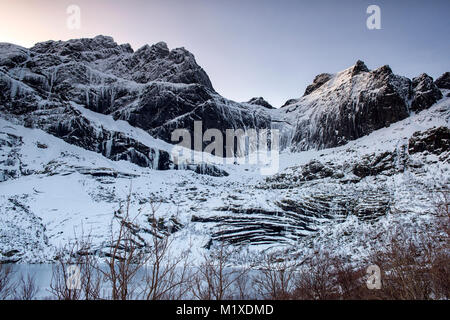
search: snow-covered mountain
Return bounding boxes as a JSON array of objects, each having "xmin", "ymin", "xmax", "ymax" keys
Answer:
[
  {"xmin": 0, "ymin": 36, "xmax": 448, "ymax": 264},
  {"xmin": 277, "ymin": 60, "xmax": 444, "ymax": 151},
  {"xmin": 0, "ymin": 35, "xmax": 272, "ymax": 163}
]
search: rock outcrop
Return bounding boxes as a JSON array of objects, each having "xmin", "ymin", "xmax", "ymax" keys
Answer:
[
  {"xmin": 435, "ymin": 72, "xmax": 450, "ymax": 90},
  {"xmin": 246, "ymin": 97, "xmax": 274, "ymax": 109},
  {"xmin": 411, "ymin": 74, "xmax": 443, "ymax": 112},
  {"xmin": 0, "ymin": 36, "xmax": 272, "ymax": 170},
  {"xmin": 408, "ymin": 126, "xmax": 450, "ymax": 157},
  {"xmin": 282, "ymin": 61, "xmax": 412, "ymax": 151},
  {"xmin": 303, "ymin": 73, "xmax": 332, "ymax": 96}
]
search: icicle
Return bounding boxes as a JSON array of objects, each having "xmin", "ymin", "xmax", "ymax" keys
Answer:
[
  {"xmin": 105, "ymin": 139, "xmax": 113, "ymax": 158},
  {"xmin": 110, "ymin": 87, "xmax": 115, "ymax": 108},
  {"xmin": 48, "ymin": 66, "xmax": 59, "ymax": 98},
  {"xmin": 86, "ymin": 89, "xmax": 90, "ymax": 106},
  {"xmin": 152, "ymin": 149, "xmax": 160, "ymax": 170},
  {"xmin": 9, "ymin": 79, "xmax": 18, "ymax": 99}
]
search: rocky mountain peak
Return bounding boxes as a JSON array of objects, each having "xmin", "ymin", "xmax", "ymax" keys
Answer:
[
  {"xmin": 23, "ymin": 36, "xmax": 214, "ymax": 90},
  {"xmin": 31, "ymin": 35, "xmax": 130, "ymax": 56},
  {"xmin": 135, "ymin": 41, "xmax": 170, "ymax": 59},
  {"xmin": 246, "ymin": 97, "xmax": 274, "ymax": 109},
  {"xmin": 371, "ymin": 64, "xmax": 393, "ymax": 78},
  {"xmin": 351, "ymin": 60, "xmax": 369, "ymax": 76},
  {"xmin": 123, "ymin": 40, "xmax": 213, "ymax": 89},
  {"xmin": 303, "ymin": 73, "xmax": 332, "ymax": 96},
  {"xmin": 411, "ymin": 73, "xmax": 443, "ymax": 112},
  {"xmin": 281, "ymin": 98, "xmax": 299, "ymax": 108},
  {"xmin": 435, "ymin": 72, "xmax": 450, "ymax": 90},
  {"xmin": 0, "ymin": 35, "xmax": 446, "ymax": 160},
  {"xmin": 413, "ymin": 73, "xmax": 435, "ymax": 90},
  {"xmin": 288, "ymin": 61, "xmax": 414, "ymax": 151}
]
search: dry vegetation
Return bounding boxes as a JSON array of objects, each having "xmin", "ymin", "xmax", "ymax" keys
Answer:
[{"xmin": 1, "ymin": 189, "xmax": 448, "ymax": 300}]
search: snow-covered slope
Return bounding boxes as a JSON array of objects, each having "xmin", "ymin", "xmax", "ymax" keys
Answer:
[
  {"xmin": 0, "ymin": 93, "xmax": 448, "ymax": 263},
  {"xmin": 0, "ymin": 36, "xmax": 449, "ymax": 264}
]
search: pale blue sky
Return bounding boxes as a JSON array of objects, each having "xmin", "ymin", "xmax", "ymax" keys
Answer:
[{"xmin": 1, "ymin": 0, "xmax": 449, "ymax": 107}]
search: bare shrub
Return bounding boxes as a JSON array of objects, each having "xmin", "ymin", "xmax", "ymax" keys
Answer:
[
  {"xmin": 100, "ymin": 195, "xmax": 148, "ymax": 300},
  {"xmin": 101, "ymin": 195, "xmax": 194, "ymax": 300},
  {"xmin": 252, "ymin": 253, "xmax": 297, "ymax": 300},
  {"xmin": 192, "ymin": 241, "xmax": 250, "ymax": 300},
  {"xmin": 369, "ymin": 229, "xmax": 449, "ymax": 299},
  {"xmin": 15, "ymin": 273, "xmax": 38, "ymax": 300},
  {"xmin": 44, "ymin": 187, "xmax": 447, "ymax": 301},
  {"xmin": 328, "ymin": 257, "xmax": 367, "ymax": 300},
  {"xmin": 293, "ymin": 251, "xmax": 337, "ymax": 300},
  {"xmin": 366, "ymin": 187, "xmax": 449, "ymax": 300},
  {"xmin": 139, "ymin": 202, "xmax": 192, "ymax": 300},
  {"xmin": 49, "ymin": 233, "xmax": 103, "ymax": 300},
  {"xmin": 429, "ymin": 247, "xmax": 450, "ymax": 299},
  {"xmin": 371, "ymin": 238, "xmax": 433, "ymax": 299},
  {"xmin": 49, "ymin": 190, "xmax": 196, "ymax": 301}
]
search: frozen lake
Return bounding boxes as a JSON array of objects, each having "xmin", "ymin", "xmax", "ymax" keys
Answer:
[{"xmin": 6, "ymin": 264, "xmax": 260, "ymax": 300}]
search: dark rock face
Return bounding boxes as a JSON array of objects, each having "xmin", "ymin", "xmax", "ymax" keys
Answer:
[
  {"xmin": 435, "ymin": 72, "xmax": 450, "ymax": 90},
  {"xmin": 351, "ymin": 60, "xmax": 370, "ymax": 76},
  {"xmin": 1, "ymin": 101, "xmax": 175, "ymax": 170},
  {"xmin": 187, "ymin": 163, "xmax": 229, "ymax": 177},
  {"xmin": 281, "ymin": 99, "xmax": 298, "ymax": 108},
  {"xmin": 408, "ymin": 126, "xmax": 450, "ymax": 156},
  {"xmin": 246, "ymin": 97, "xmax": 274, "ymax": 109},
  {"xmin": 299, "ymin": 160, "xmax": 334, "ymax": 180},
  {"xmin": 411, "ymin": 74, "xmax": 443, "ymax": 112},
  {"xmin": 352, "ymin": 151, "xmax": 403, "ymax": 178},
  {"xmin": 111, "ymin": 83, "xmax": 214, "ymax": 132},
  {"xmin": 0, "ymin": 132, "xmax": 24, "ymax": 182},
  {"xmin": 289, "ymin": 62, "xmax": 412, "ymax": 151},
  {"xmin": 0, "ymin": 36, "xmax": 272, "ymax": 172},
  {"xmin": 30, "ymin": 35, "xmax": 214, "ymax": 90},
  {"xmin": 303, "ymin": 73, "xmax": 332, "ymax": 96}
]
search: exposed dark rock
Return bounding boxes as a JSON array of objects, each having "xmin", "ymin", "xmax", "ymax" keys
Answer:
[
  {"xmin": 408, "ymin": 126, "xmax": 450, "ymax": 156},
  {"xmin": 154, "ymin": 217, "xmax": 184, "ymax": 234},
  {"xmin": 0, "ymin": 37, "xmax": 272, "ymax": 160},
  {"xmin": 2, "ymin": 249, "xmax": 20, "ymax": 257},
  {"xmin": 300, "ymin": 160, "xmax": 334, "ymax": 181},
  {"xmin": 351, "ymin": 60, "xmax": 370, "ymax": 76},
  {"xmin": 303, "ymin": 73, "xmax": 332, "ymax": 96},
  {"xmin": 435, "ymin": 72, "xmax": 450, "ymax": 90},
  {"xmin": 281, "ymin": 99, "xmax": 298, "ymax": 108},
  {"xmin": 411, "ymin": 73, "xmax": 443, "ymax": 112},
  {"xmin": 191, "ymin": 163, "xmax": 229, "ymax": 177},
  {"xmin": 29, "ymin": 35, "xmax": 213, "ymax": 90},
  {"xmin": 197, "ymin": 182, "xmax": 393, "ymax": 246},
  {"xmin": 247, "ymin": 97, "xmax": 274, "ymax": 109},
  {"xmin": 0, "ymin": 132, "xmax": 24, "ymax": 182},
  {"xmin": 352, "ymin": 152, "xmax": 399, "ymax": 178},
  {"xmin": 175, "ymin": 163, "xmax": 229, "ymax": 177}
]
